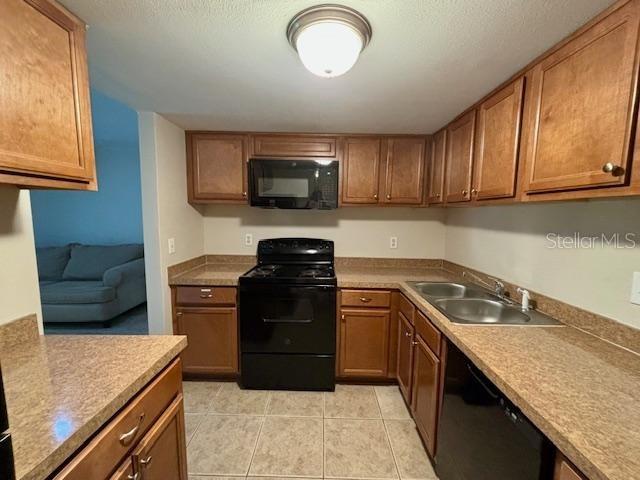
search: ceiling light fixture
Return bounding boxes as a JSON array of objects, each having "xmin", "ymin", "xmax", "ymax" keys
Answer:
[{"xmin": 287, "ymin": 4, "xmax": 372, "ymax": 78}]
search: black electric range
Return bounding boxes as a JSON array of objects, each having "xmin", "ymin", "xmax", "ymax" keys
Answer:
[{"xmin": 239, "ymin": 238, "xmax": 337, "ymax": 391}]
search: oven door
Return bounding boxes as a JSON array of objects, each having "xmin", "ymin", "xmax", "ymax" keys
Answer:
[
  {"xmin": 240, "ymin": 284, "xmax": 336, "ymax": 354},
  {"xmin": 249, "ymin": 158, "xmax": 338, "ymax": 209}
]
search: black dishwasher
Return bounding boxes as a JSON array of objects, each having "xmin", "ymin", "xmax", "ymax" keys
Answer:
[{"xmin": 435, "ymin": 340, "xmax": 554, "ymax": 480}]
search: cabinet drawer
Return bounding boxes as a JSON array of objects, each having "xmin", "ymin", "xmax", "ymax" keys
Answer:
[
  {"xmin": 252, "ymin": 134, "xmax": 337, "ymax": 157},
  {"xmin": 54, "ymin": 359, "xmax": 182, "ymax": 480},
  {"xmin": 398, "ymin": 294, "xmax": 415, "ymax": 324},
  {"xmin": 175, "ymin": 286, "xmax": 237, "ymax": 306},
  {"xmin": 415, "ymin": 310, "xmax": 441, "ymax": 357},
  {"xmin": 341, "ymin": 290, "xmax": 391, "ymax": 308}
]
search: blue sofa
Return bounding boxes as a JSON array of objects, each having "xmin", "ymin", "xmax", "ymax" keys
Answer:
[{"xmin": 36, "ymin": 244, "xmax": 147, "ymax": 324}]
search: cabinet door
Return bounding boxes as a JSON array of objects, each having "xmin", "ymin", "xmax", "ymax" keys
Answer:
[
  {"xmin": 396, "ymin": 312, "xmax": 414, "ymax": 403},
  {"xmin": 445, "ymin": 110, "xmax": 476, "ymax": 203},
  {"xmin": 381, "ymin": 137, "xmax": 426, "ymax": 204},
  {"xmin": 473, "ymin": 78, "xmax": 524, "ymax": 200},
  {"xmin": 0, "ymin": 0, "xmax": 95, "ymax": 186},
  {"xmin": 341, "ymin": 137, "xmax": 382, "ymax": 204},
  {"xmin": 522, "ymin": 2, "xmax": 640, "ymax": 194},
  {"xmin": 176, "ymin": 307, "xmax": 238, "ymax": 375},
  {"xmin": 187, "ymin": 133, "xmax": 248, "ymax": 203},
  {"xmin": 339, "ymin": 309, "xmax": 390, "ymax": 378},
  {"xmin": 133, "ymin": 396, "xmax": 188, "ymax": 480},
  {"xmin": 554, "ymin": 454, "xmax": 586, "ymax": 480},
  {"xmin": 252, "ymin": 134, "xmax": 336, "ymax": 157},
  {"xmin": 426, "ymin": 129, "xmax": 446, "ymax": 204},
  {"xmin": 411, "ymin": 335, "xmax": 440, "ymax": 457},
  {"xmin": 110, "ymin": 459, "xmax": 135, "ymax": 480}
]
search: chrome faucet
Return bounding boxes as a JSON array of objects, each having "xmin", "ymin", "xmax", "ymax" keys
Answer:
[{"xmin": 463, "ymin": 271, "xmax": 511, "ymax": 303}]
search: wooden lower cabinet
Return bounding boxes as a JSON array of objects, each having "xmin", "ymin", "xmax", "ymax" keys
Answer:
[
  {"xmin": 554, "ymin": 453, "xmax": 587, "ymax": 480},
  {"xmin": 132, "ymin": 396, "xmax": 188, "ymax": 480},
  {"xmin": 411, "ymin": 334, "xmax": 441, "ymax": 457},
  {"xmin": 396, "ymin": 312, "xmax": 414, "ymax": 402},
  {"xmin": 339, "ymin": 308, "xmax": 390, "ymax": 378},
  {"xmin": 54, "ymin": 359, "xmax": 187, "ymax": 480},
  {"xmin": 176, "ymin": 307, "xmax": 238, "ymax": 375}
]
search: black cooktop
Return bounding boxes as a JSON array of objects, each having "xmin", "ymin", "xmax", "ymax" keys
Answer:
[{"xmin": 239, "ymin": 238, "xmax": 337, "ymax": 286}]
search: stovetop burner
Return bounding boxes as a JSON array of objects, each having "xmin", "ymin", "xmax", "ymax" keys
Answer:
[{"xmin": 239, "ymin": 238, "xmax": 336, "ymax": 286}]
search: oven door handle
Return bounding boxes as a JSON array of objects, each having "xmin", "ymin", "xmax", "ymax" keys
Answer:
[{"xmin": 262, "ymin": 317, "xmax": 313, "ymax": 324}]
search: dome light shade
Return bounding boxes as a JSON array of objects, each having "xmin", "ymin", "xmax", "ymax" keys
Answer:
[{"xmin": 287, "ymin": 5, "xmax": 372, "ymax": 78}]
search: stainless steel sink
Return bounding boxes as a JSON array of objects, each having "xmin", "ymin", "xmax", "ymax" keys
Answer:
[
  {"xmin": 410, "ymin": 282, "xmax": 499, "ymax": 300},
  {"xmin": 433, "ymin": 298, "xmax": 531, "ymax": 324},
  {"xmin": 406, "ymin": 281, "xmax": 562, "ymax": 326}
]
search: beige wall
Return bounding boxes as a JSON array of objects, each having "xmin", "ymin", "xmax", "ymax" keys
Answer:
[
  {"xmin": 202, "ymin": 205, "xmax": 446, "ymax": 259},
  {"xmin": 445, "ymin": 198, "xmax": 640, "ymax": 329},
  {"xmin": 139, "ymin": 113, "xmax": 204, "ymax": 334},
  {"xmin": 0, "ymin": 187, "xmax": 42, "ymax": 330}
]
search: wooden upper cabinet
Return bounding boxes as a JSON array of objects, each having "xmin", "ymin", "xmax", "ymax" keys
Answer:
[
  {"xmin": 521, "ymin": 1, "xmax": 640, "ymax": 194},
  {"xmin": 382, "ymin": 137, "xmax": 426, "ymax": 204},
  {"xmin": 426, "ymin": 129, "xmax": 447, "ymax": 204},
  {"xmin": 187, "ymin": 133, "xmax": 248, "ymax": 203},
  {"xmin": 339, "ymin": 308, "xmax": 390, "ymax": 378},
  {"xmin": 0, "ymin": 0, "xmax": 96, "ymax": 189},
  {"xmin": 472, "ymin": 78, "xmax": 525, "ymax": 200},
  {"xmin": 252, "ymin": 134, "xmax": 337, "ymax": 157},
  {"xmin": 445, "ymin": 110, "xmax": 476, "ymax": 203},
  {"xmin": 341, "ymin": 137, "xmax": 382, "ymax": 204}
]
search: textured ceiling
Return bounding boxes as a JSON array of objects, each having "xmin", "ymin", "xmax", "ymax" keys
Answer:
[{"xmin": 61, "ymin": 0, "xmax": 613, "ymax": 133}]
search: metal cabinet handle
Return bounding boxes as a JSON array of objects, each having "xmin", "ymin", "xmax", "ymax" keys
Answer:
[
  {"xmin": 602, "ymin": 162, "xmax": 623, "ymax": 176},
  {"xmin": 127, "ymin": 474, "xmax": 140, "ymax": 480},
  {"xmin": 373, "ymin": 194, "xmax": 378, "ymax": 200},
  {"xmin": 141, "ymin": 456, "xmax": 153, "ymax": 467},
  {"xmin": 405, "ymin": 332, "xmax": 412, "ymax": 337},
  {"xmin": 200, "ymin": 288, "xmax": 213, "ymax": 299},
  {"xmin": 176, "ymin": 312, "xmax": 183, "ymax": 317},
  {"xmin": 386, "ymin": 194, "xmax": 391, "ymax": 200},
  {"xmin": 243, "ymin": 191, "xmax": 247, "ymax": 197},
  {"xmin": 359, "ymin": 297, "xmax": 372, "ymax": 303},
  {"xmin": 119, "ymin": 413, "xmax": 145, "ymax": 446},
  {"xmin": 471, "ymin": 188, "xmax": 478, "ymax": 196},
  {"xmin": 341, "ymin": 314, "xmax": 345, "ymax": 321},
  {"xmin": 462, "ymin": 189, "xmax": 469, "ymax": 196},
  {"xmin": 411, "ymin": 341, "xmax": 419, "ymax": 346},
  {"xmin": 436, "ymin": 193, "xmax": 441, "ymax": 198}
]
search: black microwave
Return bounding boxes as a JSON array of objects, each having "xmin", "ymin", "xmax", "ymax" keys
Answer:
[{"xmin": 248, "ymin": 158, "xmax": 338, "ymax": 209}]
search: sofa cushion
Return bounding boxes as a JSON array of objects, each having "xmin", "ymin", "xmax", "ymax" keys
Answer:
[
  {"xmin": 36, "ymin": 245, "xmax": 71, "ymax": 281},
  {"xmin": 63, "ymin": 244, "xmax": 144, "ymax": 280},
  {"xmin": 40, "ymin": 281, "xmax": 116, "ymax": 305}
]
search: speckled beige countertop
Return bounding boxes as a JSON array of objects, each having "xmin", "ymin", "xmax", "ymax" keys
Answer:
[
  {"xmin": 0, "ymin": 333, "xmax": 186, "ymax": 480},
  {"xmin": 169, "ymin": 260, "xmax": 640, "ymax": 480}
]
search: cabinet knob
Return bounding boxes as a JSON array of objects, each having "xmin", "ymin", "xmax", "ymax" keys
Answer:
[
  {"xmin": 462, "ymin": 190, "xmax": 469, "ymax": 196},
  {"xmin": 386, "ymin": 194, "xmax": 391, "ymax": 200},
  {"xmin": 405, "ymin": 332, "xmax": 412, "ymax": 337},
  {"xmin": 243, "ymin": 191, "xmax": 247, "ymax": 197},
  {"xmin": 471, "ymin": 188, "xmax": 478, "ymax": 196},
  {"xmin": 341, "ymin": 314, "xmax": 345, "ymax": 321},
  {"xmin": 436, "ymin": 193, "xmax": 441, "ymax": 198},
  {"xmin": 411, "ymin": 341, "xmax": 419, "ymax": 346},
  {"xmin": 602, "ymin": 162, "xmax": 623, "ymax": 176},
  {"xmin": 373, "ymin": 194, "xmax": 378, "ymax": 200}
]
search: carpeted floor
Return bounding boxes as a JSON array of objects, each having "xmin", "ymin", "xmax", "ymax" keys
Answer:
[{"xmin": 44, "ymin": 303, "xmax": 149, "ymax": 335}]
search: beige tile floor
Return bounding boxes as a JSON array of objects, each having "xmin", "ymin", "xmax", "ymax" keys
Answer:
[{"xmin": 184, "ymin": 382, "xmax": 438, "ymax": 480}]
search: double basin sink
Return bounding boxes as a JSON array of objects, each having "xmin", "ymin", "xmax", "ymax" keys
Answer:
[{"xmin": 406, "ymin": 282, "xmax": 561, "ymax": 326}]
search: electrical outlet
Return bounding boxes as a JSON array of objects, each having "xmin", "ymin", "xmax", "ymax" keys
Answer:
[
  {"xmin": 245, "ymin": 233, "xmax": 253, "ymax": 246},
  {"xmin": 390, "ymin": 236, "xmax": 398, "ymax": 249},
  {"xmin": 168, "ymin": 237, "xmax": 176, "ymax": 255},
  {"xmin": 631, "ymin": 272, "xmax": 640, "ymax": 305}
]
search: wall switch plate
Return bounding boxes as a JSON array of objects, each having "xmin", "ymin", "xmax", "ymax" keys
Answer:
[
  {"xmin": 168, "ymin": 237, "xmax": 176, "ymax": 255},
  {"xmin": 631, "ymin": 272, "xmax": 640, "ymax": 305},
  {"xmin": 245, "ymin": 233, "xmax": 253, "ymax": 246},
  {"xmin": 390, "ymin": 236, "xmax": 398, "ymax": 249}
]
